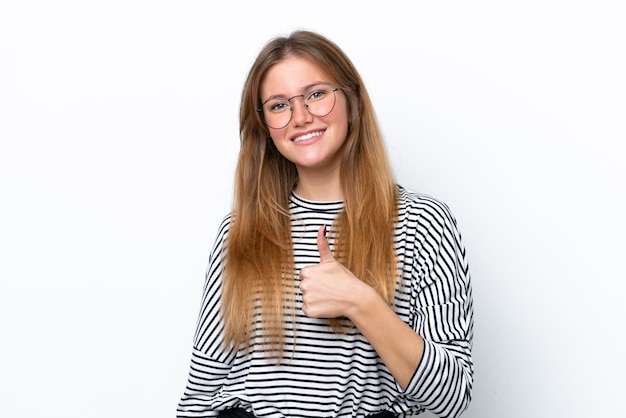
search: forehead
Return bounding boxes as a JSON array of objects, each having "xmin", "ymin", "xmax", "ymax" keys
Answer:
[{"xmin": 261, "ymin": 56, "xmax": 333, "ymax": 98}]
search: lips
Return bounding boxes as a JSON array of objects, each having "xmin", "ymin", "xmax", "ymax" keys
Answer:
[{"xmin": 292, "ymin": 130, "xmax": 325, "ymax": 143}]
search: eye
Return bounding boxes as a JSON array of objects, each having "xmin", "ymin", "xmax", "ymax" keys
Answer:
[
  {"xmin": 307, "ymin": 89, "xmax": 328, "ymax": 101},
  {"xmin": 267, "ymin": 100, "xmax": 290, "ymax": 113}
]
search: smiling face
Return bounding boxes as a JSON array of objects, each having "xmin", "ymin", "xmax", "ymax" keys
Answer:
[{"xmin": 260, "ymin": 56, "xmax": 350, "ymax": 177}]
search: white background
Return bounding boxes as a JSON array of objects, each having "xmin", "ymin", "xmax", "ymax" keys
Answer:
[{"xmin": 1, "ymin": 1, "xmax": 625, "ymax": 417}]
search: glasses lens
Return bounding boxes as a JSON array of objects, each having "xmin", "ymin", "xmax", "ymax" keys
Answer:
[
  {"xmin": 261, "ymin": 85, "xmax": 337, "ymax": 129},
  {"xmin": 304, "ymin": 86, "xmax": 336, "ymax": 117},
  {"xmin": 262, "ymin": 98, "xmax": 292, "ymax": 129}
]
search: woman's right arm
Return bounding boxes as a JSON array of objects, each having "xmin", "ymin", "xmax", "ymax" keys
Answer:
[{"xmin": 177, "ymin": 216, "xmax": 234, "ymax": 418}]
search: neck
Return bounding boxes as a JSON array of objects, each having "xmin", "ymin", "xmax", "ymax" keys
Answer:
[{"xmin": 294, "ymin": 167, "xmax": 343, "ymax": 201}]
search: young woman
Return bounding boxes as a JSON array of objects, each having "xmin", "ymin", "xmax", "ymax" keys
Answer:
[{"xmin": 177, "ymin": 30, "xmax": 474, "ymax": 418}]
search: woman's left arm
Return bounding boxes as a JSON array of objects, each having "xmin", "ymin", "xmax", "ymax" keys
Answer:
[
  {"xmin": 300, "ymin": 212, "xmax": 473, "ymax": 418},
  {"xmin": 299, "ymin": 226, "xmax": 425, "ymax": 388}
]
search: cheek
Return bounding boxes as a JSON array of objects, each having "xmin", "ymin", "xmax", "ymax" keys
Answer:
[
  {"xmin": 331, "ymin": 107, "xmax": 350, "ymax": 137},
  {"xmin": 333, "ymin": 100, "xmax": 351, "ymax": 131},
  {"xmin": 268, "ymin": 126, "xmax": 287, "ymax": 142},
  {"xmin": 268, "ymin": 132, "xmax": 286, "ymax": 150},
  {"xmin": 268, "ymin": 135, "xmax": 290, "ymax": 158}
]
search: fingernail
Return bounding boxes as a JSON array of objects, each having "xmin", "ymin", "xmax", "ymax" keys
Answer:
[{"xmin": 324, "ymin": 224, "xmax": 329, "ymax": 237}]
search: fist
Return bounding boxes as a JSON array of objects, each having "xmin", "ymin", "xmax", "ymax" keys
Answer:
[{"xmin": 299, "ymin": 225, "xmax": 362, "ymax": 318}]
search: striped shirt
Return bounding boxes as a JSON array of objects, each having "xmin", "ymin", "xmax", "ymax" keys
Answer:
[{"xmin": 178, "ymin": 186, "xmax": 474, "ymax": 418}]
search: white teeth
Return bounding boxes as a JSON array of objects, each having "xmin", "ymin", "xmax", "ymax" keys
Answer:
[{"xmin": 293, "ymin": 131, "xmax": 323, "ymax": 143}]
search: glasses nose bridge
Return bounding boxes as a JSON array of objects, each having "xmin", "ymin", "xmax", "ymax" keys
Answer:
[
  {"xmin": 287, "ymin": 94, "xmax": 308, "ymax": 111},
  {"xmin": 287, "ymin": 94, "xmax": 312, "ymax": 126}
]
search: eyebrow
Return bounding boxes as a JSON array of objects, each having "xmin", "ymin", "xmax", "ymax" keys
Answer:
[{"xmin": 261, "ymin": 82, "xmax": 331, "ymax": 103}]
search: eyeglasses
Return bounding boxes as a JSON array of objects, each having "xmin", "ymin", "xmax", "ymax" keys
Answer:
[{"xmin": 257, "ymin": 84, "xmax": 340, "ymax": 129}]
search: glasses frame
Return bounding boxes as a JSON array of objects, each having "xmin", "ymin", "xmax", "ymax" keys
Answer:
[{"xmin": 257, "ymin": 85, "xmax": 340, "ymax": 129}]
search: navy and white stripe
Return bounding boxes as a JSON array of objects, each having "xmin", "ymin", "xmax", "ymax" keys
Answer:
[{"xmin": 178, "ymin": 185, "xmax": 473, "ymax": 418}]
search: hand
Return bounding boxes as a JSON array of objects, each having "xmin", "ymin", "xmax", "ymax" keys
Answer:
[{"xmin": 299, "ymin": 225, "xmax": 365, "ymax": 318}]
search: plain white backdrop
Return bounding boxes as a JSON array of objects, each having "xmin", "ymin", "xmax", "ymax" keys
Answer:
[{"xmin": 1, "ymin": 1, "xmax": 625, "ymax": 417}]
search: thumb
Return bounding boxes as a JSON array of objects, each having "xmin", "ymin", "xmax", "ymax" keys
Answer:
[{"xmin": 317, "ymin": 225, "xmax": 334, "ymax": 263}]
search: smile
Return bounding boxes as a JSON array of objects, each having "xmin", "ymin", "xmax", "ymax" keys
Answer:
[{"xmin": 292, "ymin": 130, "xmax": 324, "ymax": 143}]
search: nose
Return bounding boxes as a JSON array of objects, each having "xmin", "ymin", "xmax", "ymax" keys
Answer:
[{"xmin": 290, "ymin": 95, "xmax": 313, "ymax": 126}]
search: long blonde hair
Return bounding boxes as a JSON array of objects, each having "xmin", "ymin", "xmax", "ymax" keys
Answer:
[{"xmin": 222, "ymin": 30, "xmax": 398, "ymax": 356}]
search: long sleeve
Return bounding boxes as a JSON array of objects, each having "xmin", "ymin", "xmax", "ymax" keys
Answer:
[
  {"xmin": 177, "ymin": 216, "xmax": 237, "ymax": 418},
  {"xmin": 400, "ymin": 191, "xmax": 474, "ymax": 418}
]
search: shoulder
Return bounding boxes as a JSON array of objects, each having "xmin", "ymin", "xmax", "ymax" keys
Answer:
[
  {"xmin": 396, "ymin": 184, "xmax": 457, "ymax": 226},
  {"xmin": 207, "ymin": 212, "xmax": 233, "ymax": 254},
  {"xmin": 216, "ymin": 212, "xmax": 233, "ymax": 235}
]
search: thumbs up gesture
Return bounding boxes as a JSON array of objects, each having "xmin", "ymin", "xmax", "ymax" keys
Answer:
[{"xmin": 299, "ymin": 225, "xmax": 365, "ymax": 319}]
